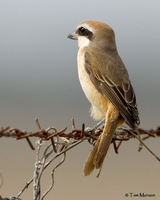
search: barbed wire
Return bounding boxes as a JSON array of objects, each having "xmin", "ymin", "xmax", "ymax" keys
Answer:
[{"xmin": 0, "ymin": 118, "xmax": 160, "ymax": 200}]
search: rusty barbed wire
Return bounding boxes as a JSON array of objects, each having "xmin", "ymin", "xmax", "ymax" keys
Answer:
[
  {"xmin": 0, "ymin": 118, "xmax": 160, "ymax": 153},
  {"xmin": 1, "ymin": 118, "xmax": 160, "ymax": 200}
]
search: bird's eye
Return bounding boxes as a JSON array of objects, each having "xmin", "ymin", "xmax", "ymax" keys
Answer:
[
  {"xmin": 76, "ymin": 26, "xmax": 93, "ymax": 40},
  {"xmin": 78, "ymin": 27, "xmax": 87, "ymax": 35}
]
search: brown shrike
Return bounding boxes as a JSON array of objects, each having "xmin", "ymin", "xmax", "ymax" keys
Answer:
[{"xmin": 68, "ymin": 21, "xmax": 140, "ymax": 176}]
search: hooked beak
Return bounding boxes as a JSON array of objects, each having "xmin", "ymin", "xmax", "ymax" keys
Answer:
[{"xmin": 67, "ymin": 31, "xmax": 78, "ymax": 40}]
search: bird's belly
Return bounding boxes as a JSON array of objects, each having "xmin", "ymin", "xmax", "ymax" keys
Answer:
[{"xmin": 78, "ymin": 62, "xmax": 110, "ymax": 120}]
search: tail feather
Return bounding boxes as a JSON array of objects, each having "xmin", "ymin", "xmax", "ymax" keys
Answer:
[
  {"xmin": 83, "ymin": 104, "xmax": 120, "ymax": 176},
  {"xmin": 94, "ymin": 120, "xmax": 117, "ymax": 169},
  {"xmin": 83, "ymin": 139, "xmax": 100, "ymax": 176}
]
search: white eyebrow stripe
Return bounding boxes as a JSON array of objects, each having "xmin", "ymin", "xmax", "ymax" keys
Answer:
[{"xmin": 77, "ymin": 23, "xmax": 94, "ymax": 33}]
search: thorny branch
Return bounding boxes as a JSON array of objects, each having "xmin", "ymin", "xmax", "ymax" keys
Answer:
[{"xmin": 0, "ymin": 118, "xmax": 160, "ymax": 200}]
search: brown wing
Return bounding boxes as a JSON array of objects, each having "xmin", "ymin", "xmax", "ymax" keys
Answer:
[{"xmin": 84, "ymin": 51, "xmax": 140, "ymax": 129}]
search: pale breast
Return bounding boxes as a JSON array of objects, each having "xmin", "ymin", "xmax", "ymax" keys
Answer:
[{"xmin": 77, "ymin": 49, "xmax": 110, "ymax": 119}]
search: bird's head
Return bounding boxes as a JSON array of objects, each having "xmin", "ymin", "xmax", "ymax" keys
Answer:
[{"xmin": 68, "ymin": 20, "xmax": 116, "ymax": 50}]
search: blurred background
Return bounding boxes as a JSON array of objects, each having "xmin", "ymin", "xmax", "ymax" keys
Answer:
[{"xmin": 0, "ymin": 0, "xmax": 160, "ymax": 199}]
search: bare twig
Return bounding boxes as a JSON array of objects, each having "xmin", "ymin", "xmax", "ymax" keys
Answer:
[
  {"xmin": 41, "ymin": 152, "xmax": 66, "ymax": 200},
  {"xmin": 0, "ymin": 119, "xmax": 160, "ymax": 200},
  {"xmin": 33, "ymin": 139, "xmax": 43, "ymax": 200},
  {"xmin": 10, "ymin": 178, "xmax": 33, "ymax": 200}
]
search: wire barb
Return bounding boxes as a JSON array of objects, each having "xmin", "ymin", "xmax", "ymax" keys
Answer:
[{"xmin": 0, "ymin": 119, "xmax": 160, "ymax": 199}]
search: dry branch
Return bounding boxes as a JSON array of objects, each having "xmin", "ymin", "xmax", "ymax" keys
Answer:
[{"xmin": 0, "ymin": 118, "xmax": 160, "ymax": 200}]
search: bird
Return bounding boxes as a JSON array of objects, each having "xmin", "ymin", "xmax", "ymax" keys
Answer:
[{"xmin": 68, "ymin": 20, "xmax": 140, "ymax": 176}]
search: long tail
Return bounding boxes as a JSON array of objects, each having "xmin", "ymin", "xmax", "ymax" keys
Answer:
[{"xmin": 83, "ymin": 105, "xmax": 120, "ymax": 176}]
